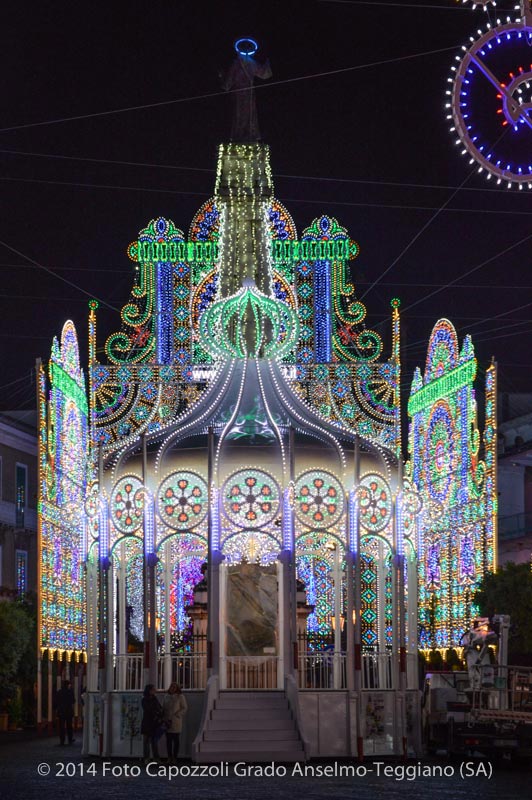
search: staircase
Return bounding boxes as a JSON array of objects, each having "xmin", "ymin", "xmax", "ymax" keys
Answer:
[{"xmin": 194, "ymin": 691, "xmax": 307, "ymax": 762}]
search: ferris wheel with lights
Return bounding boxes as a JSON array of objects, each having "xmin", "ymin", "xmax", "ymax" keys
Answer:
[{"xmin": 449, "ymin": 1, "xmax": 532, "ymax": 188}]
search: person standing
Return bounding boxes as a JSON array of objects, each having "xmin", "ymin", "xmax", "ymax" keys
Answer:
[
  {"xmin": 141, "ymin": 684, "xmax": 163, "ymax": 762},
  {"xmin": 56, "ymin": 680, "xmax": 75, "ymax": 745},
  {"xmin": 163, "ymin": 683, "xmax": 187, "ymax": 763}
]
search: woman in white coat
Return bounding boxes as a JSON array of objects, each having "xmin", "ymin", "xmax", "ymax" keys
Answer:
[{"xmin": 163, "ymin": 683, "xmax": 187, "ymax": 762}]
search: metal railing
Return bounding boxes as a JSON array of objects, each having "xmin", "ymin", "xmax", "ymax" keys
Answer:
[
  {"xmin": 362, "ymin": 651, "xmax": 394, "ymax": 689},
  {"xmin": 297, "ymin": 650, "xmax": 418, "ymax": 691},
  {"xmin": 298, "ymin": 652, "xmax": 347, "ymax": 689},
  {"xmin": 157, "ymin": 654, "xmax": 207, "ymax": 691},
  {"xmin": 113, "ymin": 654, "xmax": 144, "ymax": 691},
  {"xmin": 224, "ymin": 656, "xmax": 279, "ymax": 689},
  {"xmin": 469, "ymin": 664, "xmax": 532, "ymax": 716}
]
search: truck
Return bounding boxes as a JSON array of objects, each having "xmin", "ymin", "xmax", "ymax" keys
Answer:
[{"xmin": 422, "ymin": 616, "xmax": 532, "ymax": 761}]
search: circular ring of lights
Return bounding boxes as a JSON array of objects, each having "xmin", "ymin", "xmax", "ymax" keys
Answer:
[
  {"xmin": 450, "ymin": 16, "xmax": 532, "ymax": 187},
  {"xmin": 157, "ymin": 471, "xmax": 208, "ymax": 531},
  {"xmin": 222, "ymin": 468, "xmax": 280, "ymax": 529},
  {"xmin": 358, "ymin": 472, "xmax": 392, "ymax": 534},
  {"xmin": 401, "ymin": 482, "xmax": 422, "ymax": 540},
  {"xmin": 85, "ymin": 483, "xmax": 99, "ymax": 518},
  {"xmin": 234, "ymin": 37, "xmax": 258, "ymax": 57},
  {"xmin": 294, "ymin": 470, "xmax": 345, "ymax": 530},
  {"xmin": 111, "ymin": 475, "xmax": 145, "ymax": 534}
]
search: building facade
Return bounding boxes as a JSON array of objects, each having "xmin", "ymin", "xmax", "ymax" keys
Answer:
[{"xmin": 0, "ymin": 412, "xmax": 37, "ymax": 601}]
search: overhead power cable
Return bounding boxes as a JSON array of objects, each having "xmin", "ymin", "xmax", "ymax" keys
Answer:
[
  {"xmin": 319, "ymin": 0, "xmax": 473, "ymax": 9},
  {"xmin": 0, "ymin": 238, "xmax": 119, "ymax": 312},
  {"xmin": 401, "ymin": 232, "xmax": 532, "ymax": 314},
  {"xmin": 4, "ymin": 147, "xmax": 531, "ymax": 197},
  {"xmin": 0, "ymin": 44, "xmax": 460, "ymax": 134},
  {"xmin": 3, "ymin": 175, "xmax": 532, "ymax": 218}
]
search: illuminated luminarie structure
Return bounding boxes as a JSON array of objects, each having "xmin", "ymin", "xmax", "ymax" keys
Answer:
[
  {"xmin": 39, "ymin": 152, "xmax": 422, "ymax": 759},
  {"xmin": 36, "ymin": 322, "xmax": 88, "ymax": 724},
  {"xmin": 407, "ymin": 319, "xmax": 497, "ymax": 650},
  {"xmin": 36, "ymin": 40, "xmax": 498, "ymax": 761},
  {"xmin": 449, "ymin": 0, "xmax": 532, "ymax": 188}
]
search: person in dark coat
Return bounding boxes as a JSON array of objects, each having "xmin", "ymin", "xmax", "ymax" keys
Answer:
[
  {"xmin": 141, "ymin": 684, "xmax": 163, "ymax": 761},
  {"xmin": 56, "ymin": 680, "xmax": 75, "ymax": 745}
]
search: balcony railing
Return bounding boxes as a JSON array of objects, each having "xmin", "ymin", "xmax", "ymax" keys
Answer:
[
  {"xmin": 86, "ymin": 650, "xmax": 418, "ymax": 692},
  {"xmin": 223, "ymin": 656, "xmax": 279, "ymax": 690},
  {"xmin": 114, "ymin": 654, "xmax": 144, "ymax": 691},
  {"xmin": 157, "ymin": 654, "xmax": 207, "ymax": 691},
  {"xmin": 298, "ymin": 652, "xmax": 347, "ymax": 689},
  {"xmin": 298, "ymin": 650, "xmax": 418, "ymax": 690}
]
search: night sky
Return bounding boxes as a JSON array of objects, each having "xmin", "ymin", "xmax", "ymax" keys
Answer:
[{"xmin": 2, "ymin": 0, "xmax": 531, "ymax": 419}]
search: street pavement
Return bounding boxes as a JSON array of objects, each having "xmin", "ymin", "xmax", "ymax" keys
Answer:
[{"xmin": 0, "ymin": 733, "xmax": 529, "ymax": 799}]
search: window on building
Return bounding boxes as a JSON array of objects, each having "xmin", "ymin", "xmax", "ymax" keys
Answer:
[
  {"xmin": 15, "ymin": 463, "xmax": 27, "ymax": 528},
  {"xmin": 15, "ymin": 549, "xmax": 27, "ymax": 596}
]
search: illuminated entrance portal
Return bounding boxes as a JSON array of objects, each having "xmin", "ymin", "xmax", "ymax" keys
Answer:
[{"xmin": 223, "ymin": 563, "xmax": 280, "ymax": 690}]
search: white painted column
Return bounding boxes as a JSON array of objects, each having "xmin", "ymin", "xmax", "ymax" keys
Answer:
[
  {"xmin": 37, "ymin": 657, "xmax": 42, "ymax": 726},
  {"xmin": 352, "ymin": 443, "xmax": 363, "ymax": 760},
  {"xmin": 332, "ymin": 543, "xmax": 342, "ymax": 689},
  {"xmin": 118, "ymin": 542, "xmax": 127, "ymax": 690},
  {"xmin": 277, "ymin": 558, "xmax": 284, "ymax": 689},
  {"xmin": 376, "ymin": 541, "xmax": 388, "ymax": 688},
  {"xmin": 407, "ymin": 552, "xmax": 418, "ymax": 689},
  {"xmin": 219, "ymin": 561, "xmax": 227, "ymax": 689},
  {"xmin": 106, "ymin": 563, "xmax": 115, "ymax": 693},
  {"xmin": 163, "ymin": 540, "xmax": 172, "ymax": 691},
  {"xmin": 47, "ymin": 652, "xmax": 53, "ymax": 726}
]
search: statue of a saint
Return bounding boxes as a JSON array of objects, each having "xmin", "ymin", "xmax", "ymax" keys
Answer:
[{"xmin": 221, "ymin": 39, "xmax": 272, "ymax": 142}]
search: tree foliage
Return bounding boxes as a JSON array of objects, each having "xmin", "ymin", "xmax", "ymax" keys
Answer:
[
  {"xmin": 0, "ymin": 599, "xmax": 34, "ymax": 712},
  {"xmin": 473, "ymin": 562, "xmax": 532, "ymax": 660}
]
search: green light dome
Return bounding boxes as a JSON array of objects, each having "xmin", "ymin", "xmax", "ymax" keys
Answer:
[{"xmin": 199, "ymin": 280, "xmax": 299, "ymax": 360}]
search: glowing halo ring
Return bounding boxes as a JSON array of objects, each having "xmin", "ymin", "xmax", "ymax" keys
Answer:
[
  {"xmin": 234, "ymin": 37, "xmax": 258, "ymax": 57},
  {"xmin": 450, "ymin": 18, "xmax": 532, "ymax": 187}
]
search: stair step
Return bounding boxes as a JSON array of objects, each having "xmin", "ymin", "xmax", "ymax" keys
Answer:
[
  {"xmin": 208, "ymin": 717, "xmax": 295, "ymax": 731},
  {"xmin": 195, "ymin": 690, "xmax": 306, "ymax": 763},
  {"xmin": 220, "ymin": 692, "xmax": 285, "ymax": 698},
  {"xmin": 204, "ymin": 728, "xmax": 299, "ymax": 741},
  {"xmin": 200, "ymin": 740, "xmax": 305, "ymax": 753},
  {"xmin": 195, "ymin": 750, "xmax": 305, "ymax": 763},
  {"xmin": 216, "ymin": 697, "xmax": 288, "ymax": 709},
  {"xmin": 211, "ymin": 709, "xmax": 292, "ymax": 721}
]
